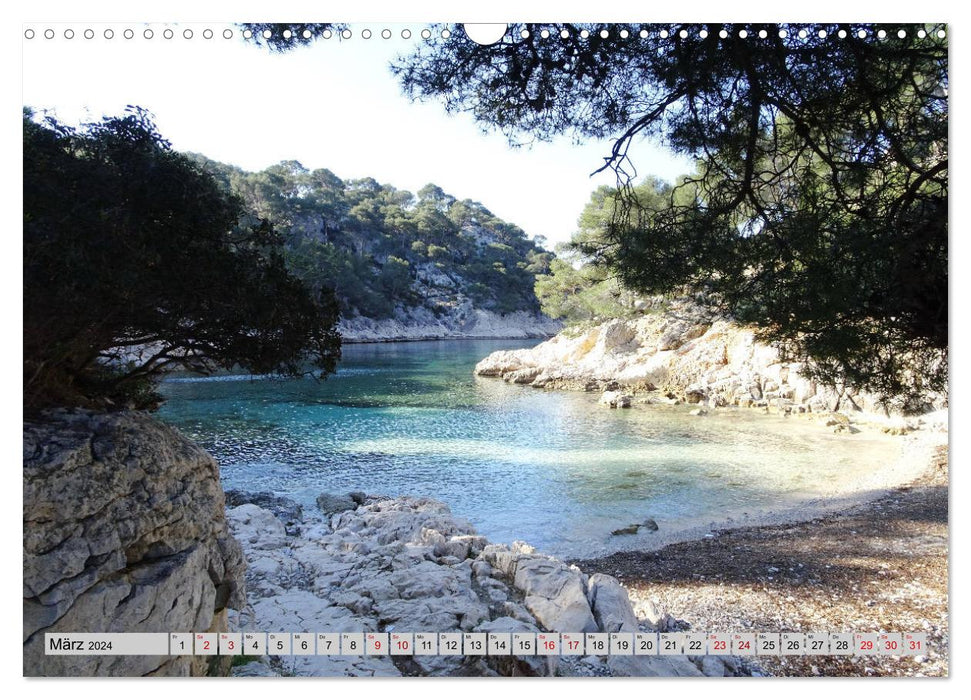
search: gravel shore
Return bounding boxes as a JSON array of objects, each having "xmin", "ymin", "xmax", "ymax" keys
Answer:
[{"xmin": 572, "ymin": 434, "xmax": 949, "ymax": 677}]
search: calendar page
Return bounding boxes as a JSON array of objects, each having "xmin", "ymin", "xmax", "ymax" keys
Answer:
[{"xmin": 22, "ymin": 1, "xmax": 949, "ymax": 684}]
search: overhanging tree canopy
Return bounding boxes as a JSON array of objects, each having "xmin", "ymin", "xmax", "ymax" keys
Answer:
[
  {"xmin": 24, "ymin": 108, "xmax": 342, "ymax": 412},
  {"xmin": 390, "ymin": 23, "xmax": 947, "ymax": 409}
]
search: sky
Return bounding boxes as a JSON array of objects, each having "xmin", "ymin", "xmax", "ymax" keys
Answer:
[{"xmin": 22, "ymin": 23, "xmax": 695, "ymax": 248}]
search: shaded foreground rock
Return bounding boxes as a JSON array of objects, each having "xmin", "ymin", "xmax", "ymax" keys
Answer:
[
  {"xmin": 23, "ymin": 410, "xmax": 246, "ymax": 676},
  {"xmin": 227, "ymin": 492, "xmax": 735, "ymax": 677}
]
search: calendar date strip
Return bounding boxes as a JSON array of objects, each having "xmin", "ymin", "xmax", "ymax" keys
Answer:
[{"xmin": 46, "ymin": 631, "xmax": 929, "ymax": 657}]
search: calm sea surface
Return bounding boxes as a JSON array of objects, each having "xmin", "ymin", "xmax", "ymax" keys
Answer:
[{"xmin": 158, "ymin": 339, "xmax": 898, "ymax": 558}]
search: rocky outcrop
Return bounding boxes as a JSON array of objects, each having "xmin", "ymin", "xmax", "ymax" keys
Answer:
[
  {"xmin": 475, "ymin": 301, "xmax": 944, "ymax": 417},
  {"xmin": 339, "ymin": 301, "xmax": 562, "ymax": 343},
  {"xmin": 227, "ymin": 491, "xmax": 733, "ymax": 677},
  {"xmin": 23, "ymin": 410, "xmax": 246, "ymax": 676}
]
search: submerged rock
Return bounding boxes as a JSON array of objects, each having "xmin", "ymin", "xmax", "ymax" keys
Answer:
[
  {"xmin": 641, "ymin": 518, "xmax": 660, "ymax": 532},
  {"xmin": 611, "ymin": 518, "xmax": 659, "ymax": 536}
]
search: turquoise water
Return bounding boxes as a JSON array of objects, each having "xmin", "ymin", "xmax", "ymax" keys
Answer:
[{"xmin": 158, "ymin": 339, "xmax": 899, "ymax": 558}]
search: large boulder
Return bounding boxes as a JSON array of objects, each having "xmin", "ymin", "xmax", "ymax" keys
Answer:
[
  {"xmin": 586, "ymin": 574, "xmax": 639, "ymax": 633},
  {"xmin": 509, "ymin": 556, "xmax": 598, "ymax": 633},
  {"xmin": 474, "ymin": 350, "xmax": 530, "ymax": 377},
  {"xmin": 585, "ymin": 575, "xmax": 705, "ymax": 677},
  {"xmin": 23, "ymin": 410, "xmax": 245, "ymax": 676},
  {"xmin": 596, "ymin": 319, "xmax": 638, "ymax": 352}
]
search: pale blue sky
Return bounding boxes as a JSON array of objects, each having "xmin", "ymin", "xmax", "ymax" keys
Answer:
[{"xmin": 22, "ymin": 23, "xmax": 694, "ymax": 247}]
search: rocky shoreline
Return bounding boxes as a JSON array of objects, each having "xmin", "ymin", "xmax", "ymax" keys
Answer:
[
  {"xmin": 27, "ymin": 411, "xmax": 730, "ymax": 678},
  {"xmin": 464, "ymin": 306, "xmax": 949, "ymax": 677},
  {"xmin": 339, "ymin": 306, "xmax": 562, "ymax": 343},
  {"xmin": 474, "ymin": 301, "xmax": 945, "ymax": 419},
  {"xmin": 223, "ymin": 490, "xmax": 736, "ymax": 677},
  {"xmin": 223, "ymin": 423, "xmax": 946, "ymax": 678},
  {"xmin": 23, "ymin": 389, "xmax": 947, "ymax": 677},
  {"xmin": 593, "ymin": 424, "xmax": 947, "ymax": 559}
]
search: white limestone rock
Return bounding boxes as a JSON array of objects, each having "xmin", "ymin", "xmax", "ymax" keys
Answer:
[
  {"xmin": 586, "ymin": 573, "xmax": 639, "ymax": 633},
  {"xmin": 227, "ymin": 504, "xmax": 288, "ymax": 550},
  {"xmin": 513, "ymin": 557, "xmax": 598, "ymax": 633},
  {"xmin": 473, "ymin": 297, "xmax": 944, "ymax": 417},
  {"xmin": 23, "ymin": 410, "xmax": 245, "ymax": 677},
  {"xmin": 340, "ymin": 307, "xmax": 561, "ymax": 343},
  {"xmin": 226, "ymin": 493, "xmax": 733, "ymax": 677}
]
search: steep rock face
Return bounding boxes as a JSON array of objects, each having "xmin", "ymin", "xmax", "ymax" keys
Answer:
[
  {"xmin": 339, "ymin": 300, "xmax": 562, "ymax": 343},
  {"xmin": 23, "ymin": 410, "xmax": 246, "ymax": 676},
  {"xmin": 475, "ymin": 303, "xmax": 944, "ymax": 417}
]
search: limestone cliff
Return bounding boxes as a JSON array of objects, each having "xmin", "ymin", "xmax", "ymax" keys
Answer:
[
  {"xmin": 475, "ymin": 301, "xmax": 945, "ymax": 417},
  {"xmin": 339, "ymin": 302, "xmax": 562, "ymax": 343},
  {"xmin": 23, "ymin": 410, "xmax": 246, "ymax": 676}
]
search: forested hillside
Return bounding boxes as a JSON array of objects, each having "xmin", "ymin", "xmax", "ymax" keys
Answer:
[{"xmin": 190, "ymin": 156, "xmax": 554, "ymax": 324}]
